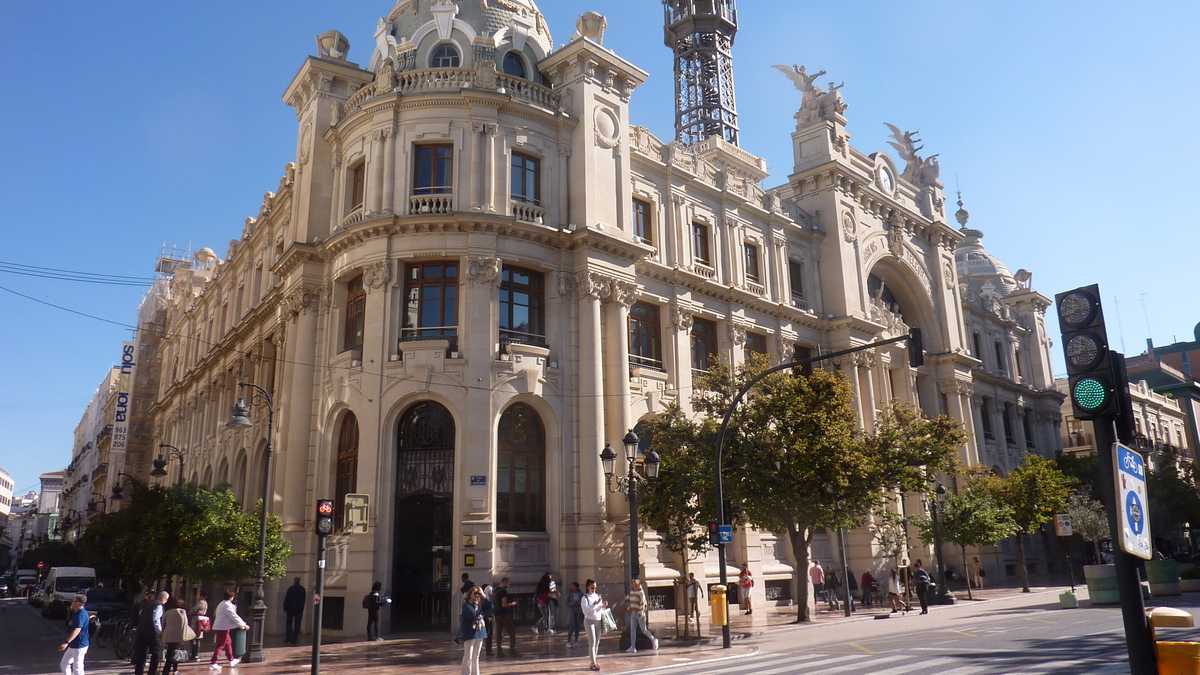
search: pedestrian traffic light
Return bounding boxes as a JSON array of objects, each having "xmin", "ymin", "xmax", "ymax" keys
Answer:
[
  {"xmin": 907, "ymin": 329, "xmax": 925, "ymax": 368},
  {"xmin": 315, "ymin": 499, "xmax": 335, "ymax": 536},
  {"xmin": 1055, "ymin": 284, "xmax": 1118, "ymax": 419},
  {"xmin": 708, "ymin": 520, "xmax": 720, "ymax": 546}
]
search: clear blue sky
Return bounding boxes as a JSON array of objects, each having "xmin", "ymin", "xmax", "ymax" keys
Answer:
[{"xmin": 1, "ymin": 1, "xmax": 1196, "ymax": 494}]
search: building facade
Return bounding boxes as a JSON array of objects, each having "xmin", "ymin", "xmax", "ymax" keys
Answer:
[
  {"xmin": 0, "ymin": 467, "xmax": 13, "ymax": 518},
  {"xmin": 139, "ymin": 0, "xmax": 1062, "ymax": 637}
]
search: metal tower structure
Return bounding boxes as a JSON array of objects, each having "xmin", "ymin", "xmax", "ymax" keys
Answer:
[{"xmin": 663, "ymin": 0, "xmax": 740, "ymax": 147}]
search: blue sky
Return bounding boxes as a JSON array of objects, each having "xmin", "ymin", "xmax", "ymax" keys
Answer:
[{"xmin": 1, "ymin": 1, "xmax": 1196, "ymax": 494}]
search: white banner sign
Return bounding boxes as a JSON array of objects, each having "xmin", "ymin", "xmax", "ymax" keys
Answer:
[{"xmin": 111, "ymin": 342, "xmax": 136, "ymax": 452}]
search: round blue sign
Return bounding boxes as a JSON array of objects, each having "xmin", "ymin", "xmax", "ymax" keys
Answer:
[{"xmin": 1125, "ymin": 491, "xmax": 1145, "ymax": 536}]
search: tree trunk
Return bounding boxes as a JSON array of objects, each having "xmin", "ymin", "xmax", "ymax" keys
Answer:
[
  {"xmin": 788, "ymin": 527, "xmax": 811, "ymax": 623},
  {"xmin": 960, "ymin": 545, "xmax": 973, "ymax": 600},
  {"xmin": 1017, "ymin": 533, "xmax": 1030, "ymax": 593},
  {"xmin": 677, "ymin": 537, "xmax": 689, "ymax": 639},
  {"xmin": 1093, "ymin": 539, "xmax": 1102, "ymax": 565}
]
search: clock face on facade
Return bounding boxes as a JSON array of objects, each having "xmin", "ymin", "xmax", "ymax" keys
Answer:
[{"xmin": 877, "ymin": 166, "xmax": 894, "ymax": 193}]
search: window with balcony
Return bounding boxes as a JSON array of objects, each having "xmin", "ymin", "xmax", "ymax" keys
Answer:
[
  {"xmin": 401, "ymin": 262, "xmax": 459, "ymax": 350},
  {"xmin": 744, "ymin": 332, "xmax": 767, "ymax": 364},
  {"xmin": 510, "ymin": 152, "xmax": 541, "ymax": 205},
  {"xmin": 499, "ymin": 266, "xmax": 545, "ymax": 348},
  {"xmin": 502, "ymin": 51, "xmax": 527, "ymax": 79},
  {"xmin": 634, "ymin": 199, "xmax": 653, "ymax": 244},
  {"xmin": 744, "ymin": 243, "xmax": 761, "ymax": 284},
  {"xmin": 343, "ymin": 275, "xmax": 365, "ymax": 353},
  {"xmin": 430, "ymin": 43, "xmax": 461, "ymax": 68},
  {"xmin": 691, "ymin": 318, "xmax": 718, "ymax": 373},
  {"xmin": 692, "ymin": 222, "xmax": 711, "ymax": 267},
  {"xmin": 628, "ymin": 302, "xmax": 663, "ymax": 370},
  {"xmin": 788, "ymin": 259, "xmax": 805, "ymax": 306},
  {"xmin": 347, "ymin": 160, "xmax": 366, "ymax": 210},
  {"xmin": 413, "ymin": 144, "xmax": 453, "ymax": 195},
  {"xmin": 980, "ymin": 397, "xmax": 995, "ymax": 440}
]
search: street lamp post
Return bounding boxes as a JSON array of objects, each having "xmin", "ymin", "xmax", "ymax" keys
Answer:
[
  {"xmin": 227, "ymin": 382, "xmax": 275, "ymax": 665},
  {"xmin": 929, "ymin": 483, "xmax": 950, "ymax": 603},
  {"xmin": 152, "ymin": 444, "xmax": 187, "ymax": 486},
  {"xmin": 600, "ymin": 431, "xmax": 661, "ymax": 591}
]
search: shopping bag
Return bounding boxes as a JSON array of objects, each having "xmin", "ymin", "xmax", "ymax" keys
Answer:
[{"xmin": 600, "ymin": 608, "xmax": 617, "ymax": 633}]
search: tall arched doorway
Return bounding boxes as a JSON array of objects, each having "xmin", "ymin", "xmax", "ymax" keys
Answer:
[{"xmin": 392, "ymin": 401, "xmax": 455, "ymax": 629}]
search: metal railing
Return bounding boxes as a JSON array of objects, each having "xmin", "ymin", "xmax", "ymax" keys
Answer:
[
  {"xmin": 500, "ymin": 330, "xmax": 548, "ymax": 351},
  {"xmin": 629, "ymin": 353, "xmax": 665, "ymax": 371}
]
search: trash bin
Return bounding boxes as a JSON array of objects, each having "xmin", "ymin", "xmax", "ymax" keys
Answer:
[
  {"xmin": 1156, "ymin": 642, "xmax": 1200, "ymax": 674},
  {"xmin": 710, "ymin": 585, "xmax": 727, "ymax": 627},
  {"xmin": 232, "ymin": 627, "xmax": 248, "ymax": 658}
]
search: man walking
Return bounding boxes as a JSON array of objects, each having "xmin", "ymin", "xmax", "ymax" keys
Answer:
[
  {"xmin": 685, "ymin": 572, "xmax": 704, "ymax": 634},
  {"xmin": 493, "ymin": 577, "xmax": 518, "ymax": 657},
  {"xmin": 913, "ymin": 560, "xmax": 931, "ymax": 615},
  {"xmin": 363, "ymin": 582, "xmax": 387, "ymax": 642},
  {"xmin": 58, "ymin": 594, "xmax": 90, "ymax": 675},
  {"xmin": 283, "ymin": 577, "xmax": 306, "ymax": 645},
  {"xmin": 809, "ymin": 560, "xmax": 825, "ymax": 605},
  {"xmin": 624, "ymin": 579, "xmax": 658, "ymax": 653},
  {"xmin": 133, "ymin": 590, "xmax": 168, "ymax": 675}
]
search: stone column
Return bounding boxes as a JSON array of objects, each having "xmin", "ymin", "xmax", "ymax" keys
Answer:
[
  {"xmin": 470, "ymin": 123, "xmax": 484, "ymax": 209},
  {"xmin": 670, "ymin": 303, "xmax": 694, "ymax": 414},
  {"xmin": 484, "ymin": 124, "xmax": 497, "ymax": 212},
  {"xmin": 279, "ymin": 286, "xmax": 320, "ymax": 527},
  {"xmin": 368, "ymin": 130, "xmax": 385, "ymax": 213},
  {"xmin": 381, "ymin": 129, "xmax": 395, "ymax": 214},
  {"xmin": 857, "ymin": 353, "xmax": 878, "ymax": 431},
  {"xmin": 603, "ymin": 279, "xmax": 637, "ymax": 522},
  {"xmin": 577, "ymin": 273, "xmax": 608, "ymax": 522}
]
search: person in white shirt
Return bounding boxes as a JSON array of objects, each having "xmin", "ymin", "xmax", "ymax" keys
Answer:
[
  {"xmin": 209, "ymin": 590, "xmax": 249, "ymax": 671},
  {"xmin": 579, "ymin": 579, "xmax": 607, "ymax": 672}
]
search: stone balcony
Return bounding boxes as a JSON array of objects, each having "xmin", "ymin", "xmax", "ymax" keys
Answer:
[
  {"xmin": 409, "ymin": 193, "xmax": 454, "ymax": 215},
  {"xmin": 340, "ymin": 67, "xmax": 561, "ymax": 120},
  {"xmin": 511, "ymin": 199, "xmax": 545, "ymax": 224}
]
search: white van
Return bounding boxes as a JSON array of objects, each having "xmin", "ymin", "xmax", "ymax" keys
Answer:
[{"xmin": 43, "ymin": 567, "xmax": 97, "ymax": 617}]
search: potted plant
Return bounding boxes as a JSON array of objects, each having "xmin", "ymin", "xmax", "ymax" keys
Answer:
[{"xmin": 1067, "ymin": 494, "xmax": 1118, "ymax": 604}]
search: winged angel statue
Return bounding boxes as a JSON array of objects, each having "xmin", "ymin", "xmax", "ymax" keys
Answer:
[
  {"xmin": 773, "ymin": 64, "xmax": 847, "ymax": 124},
  {"xmin": 884, "ymin": 123, "xmax": 941, "ymax": 188}
]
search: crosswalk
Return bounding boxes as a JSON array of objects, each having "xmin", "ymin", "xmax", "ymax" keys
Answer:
[{"xmin": 633, "ymin": 650, "xmax": 1132, "ymax": 675}]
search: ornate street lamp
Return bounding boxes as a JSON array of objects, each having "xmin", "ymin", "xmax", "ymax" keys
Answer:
[
  {"xmin": 153, "ymin": 444, "xmax": 187, "ymax": 486},
  {"xmin": 600, "ymin": 430, "xmax": 660, "ymax": 595},
  {"xmin": 227, "ymin": 382, "xmax": 274, "ymax": 665},
  {"xmin": 929, "ymin": 482, "xmax": 951, "ymax": 603}
]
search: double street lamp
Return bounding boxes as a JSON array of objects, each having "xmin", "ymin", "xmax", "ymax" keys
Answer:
[
  {"xmin": 600, "ymin": 430, "xmax": 661, "ymax": 590},
  {"xmin": 227, "ymin": 382, "xmax": 275, "ymax": 665},
  {"xmin": 151, "ymin": 444, "xmax": 187, "ymax": 486}
]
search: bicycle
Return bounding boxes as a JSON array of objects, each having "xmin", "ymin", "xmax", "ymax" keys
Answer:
[{"xmin": 111, "ymin": 617, "xmax": 137, "ymax": 661}]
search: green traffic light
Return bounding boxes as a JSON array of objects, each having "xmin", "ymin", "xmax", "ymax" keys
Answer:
[{"xmin": 1073, "ymin": 377, "xmax": 1108, "ymax": 410}]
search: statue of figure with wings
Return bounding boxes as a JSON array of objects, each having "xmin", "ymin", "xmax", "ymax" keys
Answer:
[
  {"xmin": 774, "ymin": 65, "xmax": 846, "ymax": 124},
  {"xmin": 884, "ymin": 123, "xmax": 940, "ymax": 187}
]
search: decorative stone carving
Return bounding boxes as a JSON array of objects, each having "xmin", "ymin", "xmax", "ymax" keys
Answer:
[
  {"xmin": 575, "ymin": 10, "xmax": 607, "ymax": 44},
  {"xmin": 372, "ymin": 18, "xmax": 398, "ymax": 69},
  {"xmin": 728, "ymin": 323, "xmax": 746, "ymax": 346},
  {"xmin": 943, "ymin": 261, "xmax": 955, "ymax": 290},
  {"xmin": 363, "ymin": 261, "xmax": 390, "ymax": 290},
  {"xmin": 283, "ymin": 286, "xmax": 320, "ymax": 318},
  {"xmin": 885, "ymin": 123, "xmax": 941, "ymax": 188},
  {"xmin": 869, "ymin": 297, "xmax": 909, "ymax": 336},
  {"xmin": 466, "ymin": 256, "xmax": 501, "ymax": 286},
  {"xmin": 842, "ymin": 213, "xmax": 856, "ymax": 242},
  {"xmin": 576, "ymin": 271, "xmax": 612, "ymax": 300},
  {"xmin": 670, "ymin": 303, "xmax": 694, "ymax": 331},
  {"xmin": 431, "ymin": 0, "xmax": 458, "ymax": 40},
  {"xmin": 556, "ymin": 271, "xmax": 576, "ymax": 298},
  {"xmin": 777, "ymin": 336, "xmax": 795, "ymax": 362},
  {"xmin": 774, "ymin": 65, "xmax": 846, "ymax": 125},
  {"xmin": 610, "ymin": 280, "xmax": 638, "ymax": 308},
  {"xmin": 594, "ymin": 107, "xmax": 620, "ymax": 149},
  {"xmin": 316, "ymin": 30, "xmax": 350, "ymax": 60}
]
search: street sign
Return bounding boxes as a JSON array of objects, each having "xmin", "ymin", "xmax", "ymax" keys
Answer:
[
  {"xmin": 717, "ymin": 524, "xmax": 734, "ymax": 545},
  {"xmin": 1054, "ymin": 513, "xmax": 1074, "ymax": 537},
  {"xmin": 1112, "ymin": 442, "xmax": 1152, "ymax": 560},
  {"xmin": 344, "ymin": 493, "xmax": 370, "ymax": 535}
]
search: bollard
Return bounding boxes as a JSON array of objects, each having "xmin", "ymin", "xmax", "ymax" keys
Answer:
[{"xmin": 710, "ymin": 585, "xmax": 728, "ymax": 627}]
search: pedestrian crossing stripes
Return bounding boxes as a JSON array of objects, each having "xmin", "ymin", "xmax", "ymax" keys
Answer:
[{"xmin": 636, "ymin": 650, "xmax": 1124, "ymax": 675}]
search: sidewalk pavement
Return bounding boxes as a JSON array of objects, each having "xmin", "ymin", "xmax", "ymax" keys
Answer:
[{"xmin": 182, "ymin": 583, "xmax": 1071, "ymax": 674}]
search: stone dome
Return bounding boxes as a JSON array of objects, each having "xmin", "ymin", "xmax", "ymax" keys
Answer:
[
  {"xmin": 380, "ymin": 0, "xmax": 553, "ymax": 65},
  {"xmin": 955, "ymin": 227, "xmax": 1018, "ymax": 296}
]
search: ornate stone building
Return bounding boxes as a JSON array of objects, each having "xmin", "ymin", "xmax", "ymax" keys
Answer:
[{"xmin": 143, "ymin": 0, "xmax": 1061, "ymax": 636}]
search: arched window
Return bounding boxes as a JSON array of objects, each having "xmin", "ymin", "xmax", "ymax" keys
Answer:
[
  {"xmin": 502, "ymin": 51, "xmax": 527, "ymax": 79},
  {"xmin": 335, "ymin": 412, "xmax": 359, "ymax": 528},
  {"xmin": 497, "ymin": 403, "xmax": 545, "ymax": 532},
  {"xmin": 430, "ymin": 43, "xmax": 461, "ymax": 68},
  {"xmin": 233, "ymin": 451, "xmax": 248, "ymax": 506}
]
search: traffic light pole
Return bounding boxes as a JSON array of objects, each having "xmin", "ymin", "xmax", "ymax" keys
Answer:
[
  {"xmin": 311, "ymin": 532, "xmax": 327, "ymax": 675},
  {"xmin": 1096, "ymin": 354, "xmax": 1155, "ymax": 675}
]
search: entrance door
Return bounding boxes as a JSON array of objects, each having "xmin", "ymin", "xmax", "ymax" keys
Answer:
[{"xmin": 392, "ymin": 401, "xmax": 455, "ymax": 629}]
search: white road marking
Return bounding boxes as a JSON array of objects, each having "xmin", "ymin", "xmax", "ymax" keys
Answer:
[
  {"xmin": 696, "ymin": 652, "xmax": 827, "ymax": 675},
  {"xmin": 870, "ymin": 656, "xmax": 960, "ymax": 675},
  {"xmin": 793, "ymin": 654, "xmax": 911, "ymax": 673}
]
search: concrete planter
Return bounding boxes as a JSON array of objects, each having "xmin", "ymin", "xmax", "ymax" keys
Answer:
[
  {"xmin": 1084, "ymin": 564, "xmax": 1119, "ymax": 605},
  {"xmin": 1147, "ymin": 559, "xmax": 1181, "ymax": 596},
  {"xmin": 1179, "ymin": 578, "xmax": 1200, "ymax": 593}
]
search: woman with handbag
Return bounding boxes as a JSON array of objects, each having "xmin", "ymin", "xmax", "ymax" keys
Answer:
[
  {"xmin": 459, "ymin": 586, "xmax": 487, "ymax": 675},
  {"xmin": 190, "ymin": 590, "xmax": 209, "ymax": 661},
  {"xmin": 162, "ymin": 599, "xmax": 196, "ymax": 674},
  {"xmin": 580, "ymin": 579, "xmax": 608, "ymax": 672}
]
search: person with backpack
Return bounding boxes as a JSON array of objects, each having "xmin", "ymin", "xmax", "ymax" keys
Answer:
[
  {"xmin": 283, "ymin": 577, "xmax": 306, "ymax": 645},
  {"xmin": 363, "ymin": 581, "xmax": 388, "ymax": 641},
  {"xmin": 459, "ymin": 586, "xmax": 487, "ymax": 675}
]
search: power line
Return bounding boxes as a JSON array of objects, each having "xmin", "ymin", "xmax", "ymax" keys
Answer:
[
  {"xmin": 0, "ymin": 260, "xmax": 157, "ymax": 282},
  {"xmin": 0, "ymin": 267, "xmax": 153, "ymax": 287},
  {"xmin": 0, "ymin": 284, "xmax": 136, "ymax": 329}
]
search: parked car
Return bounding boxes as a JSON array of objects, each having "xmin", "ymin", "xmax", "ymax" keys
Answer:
[{"xmin": 0, "ymin": 581, "xmax": 9, "ymax": 598}]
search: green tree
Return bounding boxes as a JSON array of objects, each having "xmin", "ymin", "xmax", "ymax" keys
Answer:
[
  {"xmin": 913, "ymin": 481, "xmax": 1016, "ymax": 599},
  {"xmin": 980, "ymin": 455, "xmax": 1073, "ymax": 592},
  {"xmin": 708, "ymin": 360, "xmax": 962, "ymax": 623},
  {"xmin": 1056, "ymin": 452, "xmax": 1100, "ymax": 501},
  {"xmin": 19, "ymin": 540, "xmax": 81, "ymax": 570},
  {"xmin": 1066, "ymin": 492, "xmax": 1109, "ymax": 563},
  {"xmin": 1147, "ymin": 446, "xmax": 1200, "ymax": 544}
]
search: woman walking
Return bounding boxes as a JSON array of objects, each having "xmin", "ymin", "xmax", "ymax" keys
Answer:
[
  {"xmin": 566, "ymin": 582, "xmax": 584, "ymax": 647},
  {"xmin": 209, "ymin": 589, "xmax": 248, "ymax": 671},
  {"xmin": 624, "ymin": 579, "xmax": 658, "ymax": 654},
  {"xmin": 580, "ymin": 579, "xmax": 607, "ymax": 671},
  {"xmin": 738, "ymin": 564, "xmax": 754, "ymax": 615},
  {"xmin": 887, "ymin": 569, "xmax": 906, "ymax": 614},
  {"xmin": 162, "ymin": 599, "xmax": 195, "ymax": 674},
  {"xmin": 534, "ymin": 573, "xmax": 553, "ymax": 635},
  {"xmin": 459, "ymin": 586, "xmax": 487, "ymax": 675}
]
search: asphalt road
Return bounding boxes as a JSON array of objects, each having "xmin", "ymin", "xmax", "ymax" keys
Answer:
[
  {"xmin": 0, "ymin": 598, "xmax": 127, "ymax": 675},
  {"xmin": 627, "ymin": 589, "xmax": 1200, "ymax": 675}
]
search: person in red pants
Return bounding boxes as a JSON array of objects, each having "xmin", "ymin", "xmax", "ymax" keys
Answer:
[{"xmin": 209, "ymin": 589, "xmax": 248, "ymax": 671}]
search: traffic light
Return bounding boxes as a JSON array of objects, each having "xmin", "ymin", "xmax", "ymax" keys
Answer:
[
  {"xmin": 315, "ymin": 499, "xmax": 335, "ymax": 537},
  {"xmin": 708, "ymin": 520, "xmax": 720, "ymax": 546},
  {"xmin": 1055, "ymin": 284, "xmax": 1117, "ymax": 419},
  {"xmin": 907, "ymin": 329, "xmax": 925, "ymax": 369}
]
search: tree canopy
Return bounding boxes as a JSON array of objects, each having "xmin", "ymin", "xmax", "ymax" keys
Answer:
[
  {"xmin": 913, "ymin": 478, "xmax": 1016, "ymax": 598},
  {"xmin": 978, "ymin": 455, "xmax": 1072, "ymax": 591}
]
